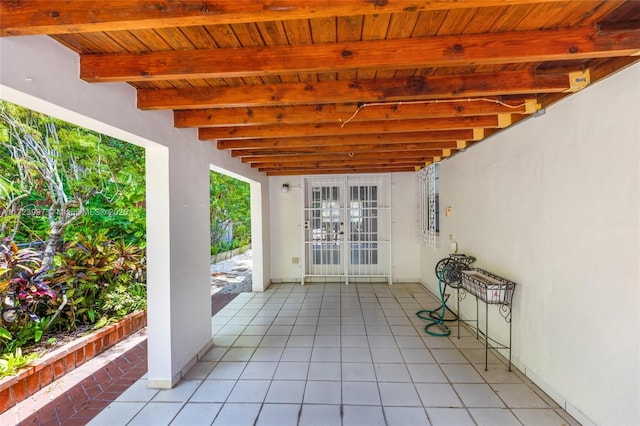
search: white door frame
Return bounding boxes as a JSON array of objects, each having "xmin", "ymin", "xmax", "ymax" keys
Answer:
[{"xmin": 302, "ymin": 174, "xmax": 392, "ymax": 285}]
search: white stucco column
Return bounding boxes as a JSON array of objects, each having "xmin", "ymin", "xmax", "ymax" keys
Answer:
[
  {"xmin": 146, "ymin": 143, "xmax": 213, "ymax": 388},
  {"xmin": 250, "ymin": 181, "xmax": 269, "ymax": 291},
  {"xmin": 1, "ymin": 35, "xmax": 270, "ymax": 389}
]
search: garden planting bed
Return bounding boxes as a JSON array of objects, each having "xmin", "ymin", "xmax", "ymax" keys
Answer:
[{"xmin": 0, "ymin": 310, "xmax": 146, "ymax": 413}]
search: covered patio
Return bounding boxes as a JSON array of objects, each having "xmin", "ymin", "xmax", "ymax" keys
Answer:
[
  {"xmin": 90, "ymin": 283, "xmax": 573, "ymax": 426},
  {"xmin": 1, "ymin": 2, "xmax": 639, "ymax": 425}
]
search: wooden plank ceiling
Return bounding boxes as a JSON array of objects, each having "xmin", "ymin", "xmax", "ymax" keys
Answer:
[{"xmin": 2, "ymin": 0, "xmax": 640, "ymax": 176}]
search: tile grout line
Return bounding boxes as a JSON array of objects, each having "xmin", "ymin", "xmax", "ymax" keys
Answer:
[{"xmin": 96, "ymin": 284, "xmax": 579, "ymax": 425}]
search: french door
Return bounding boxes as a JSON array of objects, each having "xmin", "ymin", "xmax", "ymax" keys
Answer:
[{"xmin": 302, "ymin": 175, "xmax": 391, "ymax": 284}]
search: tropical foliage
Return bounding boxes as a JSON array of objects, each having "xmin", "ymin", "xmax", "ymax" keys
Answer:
[
  {"xmin": 0, "ymin": 101, "xmax": 251, "ymax": 377},
  {"xmin": 0, "ymin": 101, "xmax": 146, "ymax": 250},
  {"xmin": 0, "ymin": 101, "xmax": 147, "ymax": 371},
  {"xmin": 210, "ymin": 172, "xmax": 251, "ymax": 255}
]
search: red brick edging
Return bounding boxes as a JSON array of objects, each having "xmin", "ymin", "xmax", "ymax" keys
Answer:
[{"xmin": 0, "ymin": 310, "xmax": 146, "ymax": 413}]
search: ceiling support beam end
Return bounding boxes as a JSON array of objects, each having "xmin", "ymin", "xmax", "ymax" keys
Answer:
[
  {"xmin": 473, "ymin": 128, "xmax": 485, "ymax": 141},
  {"xmin": 524, "ymin": 99, "xmax": 541, "ymax": 114},
  {"xmin": 497, "ymin": 113, "xmax": 512, "ymax": 128},
  {"xmin": 566, "ymin": 69, "xmax": 591, "ymax": 92}
]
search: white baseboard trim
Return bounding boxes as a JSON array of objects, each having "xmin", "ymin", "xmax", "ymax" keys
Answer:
[
  {"xmin": 524, "ymin": 369, "xmax": 595, "ymax": 426},
  {"xmin": 419, "ymin": 280, "xmax": 594, "ymax": 425},
  {"xmin": 149, "ymin": 338, "xmax": 214, "ymax": 390},
  {"xmin": 270, "ymin": 278, "xmax": 302, "ymax": 284},
  {"xmin": 147, "ymin": 373, "xmax": 179, "ymax": 389}
]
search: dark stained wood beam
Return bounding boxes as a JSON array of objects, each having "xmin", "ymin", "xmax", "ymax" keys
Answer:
[
  {"xmin": 0, "ymin": 0, "xmax": 562, "ymax": 36},
  {"xmin": 81, "ymin": 27, "xmax": 640, "ymax": 82},
  {"xmin": 175, "ymin": 99, "xmax": 534, "ymax": 127},
  {"xmin": 140, "ymin": 71, "xmax": 569, "ymax": 110},
  {"xmin": 588, "ymin": 56, "xmax": 640, "ymax": 83},
  {"xmin": 240, "ymin": 150, "xmax": 444, "ymax": 164},
  {"xmin": 199, "ymin": 116, "xmax": 498, "ymax": 140},
  {"xmin": 214, "ymin": 130, "xmax": 474, "ymax": 148},
  {"xmin": 598, "ymin": 20, "xmax": 640, "ymax": 34}
]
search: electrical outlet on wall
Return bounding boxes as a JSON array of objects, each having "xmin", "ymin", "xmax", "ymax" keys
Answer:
[{"xmin": 292, "ymin": 257, "xmax": 299, "ymax": 264}]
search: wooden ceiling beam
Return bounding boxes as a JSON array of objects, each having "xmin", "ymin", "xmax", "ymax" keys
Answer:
[
  {"xmin": 81, "ymin": 27, "xmax": 640, "ymax": 82},
  {"xmin": 266, "ymin": 167, "xmax": 418, "ymax": 176},
  {"xmin": 215, "ymin": 130, "xmax": 473, "ymax": 148},
  {"xmin": 141, "ymin": 71, "xmax": 568, "ymax": 110},
  {"xmin": 240, "ymin": 150, "xmax": 444, "ymax": 164},
  {"xmin": 174, "ymin": 99, "xmax": 533, "ymax": 128},
  {"xmin": 538, "ymin": 57, "xmax": 640, "ymax": 109},
  {"xmin": 1, "ymin": 1, "xmax": 560, "ymax": 36},
  {"xmin": 230, "ymin": 141, "xmax": 459, "ymax": 157},
  {"xmin": 253, "ymin": 158, "xmax": 429, "ymax": 169},
  {"xmin": 258, "ymin": 159, "xmax": 424, "ymax": 170},
  {"xmin": 199, "ymin": 116, "xmax": 498, "ymax": 140}
]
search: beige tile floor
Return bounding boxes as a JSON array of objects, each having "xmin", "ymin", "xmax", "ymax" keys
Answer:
[{"xmin": 89, "ymin": 283, "xmax": 579, "ymax": 425}]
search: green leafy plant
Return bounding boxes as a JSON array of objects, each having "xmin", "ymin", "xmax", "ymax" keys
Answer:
[
  {"xmin": 0, "ymin": 241, "xmax": 56, "ymax": 334},
  {"xmin": 5, "ymin": 319, "xmax": 46, "ymax": 353},
  {"xmin": 0, "ymin": 240, "xmax": 42, "ymax": 293},
  {"xmin": 99, "ymin": 283, "xmax": 146, "ymax": 319},
  {"xmin": 0, "ymin": 347, "xmax": 40, "ymax": 378},
  {"xmin": 49, "ymin": 234, "xmax": 145, "ymax": 329},
  {"xmin": 0, "ymin": 326, "xmax": 11, "ymax": 353}
]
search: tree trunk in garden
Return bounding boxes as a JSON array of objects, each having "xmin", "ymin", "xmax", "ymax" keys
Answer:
[
  {"xmin": 1, "ymin": 103, "xmax": 97, "ymax": 273},
  {"xmin": 39, "ymin": 199, "xmax": 82, "ymax": 273},
  {"xmin": 0, "ymin": 192, "xmax": 28, "ymax": 240}
]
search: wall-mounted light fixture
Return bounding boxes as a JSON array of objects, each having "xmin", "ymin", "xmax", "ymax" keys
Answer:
[{"xmin": 281, "ymin": 184, "xmax": 290, "ymax": 193}]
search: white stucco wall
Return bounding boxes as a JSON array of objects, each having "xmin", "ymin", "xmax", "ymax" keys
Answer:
[
  {"xmin": 0, "ymin": 36, "xmax": 271, "ymax": 388},
  {"xmin": 269, "ymin": 176, "xmax": 304, "ymax": 281},
  {"xmin": 420, "ymin": 63, "xmax": 640, "ymax": 425},
  {"xmin": 390, "ymin": 172, "xmax": 421, "ymax": 282},
  {"xmin": 269, "ymin": 173, "xmax": 420, "ymax": 283}
]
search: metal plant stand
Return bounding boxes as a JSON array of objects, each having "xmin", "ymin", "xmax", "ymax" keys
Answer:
[{"xmin": 458, "ymin": 268, "xmax": 516, "ymax": 371}]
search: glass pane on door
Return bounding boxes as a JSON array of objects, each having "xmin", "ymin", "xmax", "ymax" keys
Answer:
[
  {"xmin": 311, "ymin": 185, "xmax": 341, "ymax": 266},
  {"xmin": 346, "ymin": 175, "xmax": 391, "ymax": 280},
  {"xmin": 304, "ymin": 178, "xmax": 345, "ymax": 278},
  {"xmin": 349, "ymin": 185, "xmax": 378, "ymax": 265}
]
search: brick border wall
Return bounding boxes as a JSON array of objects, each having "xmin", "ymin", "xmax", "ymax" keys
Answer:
[
  {"xmin": 210, "ymin": 244, "xmax": 251, "ymax": 264},
  {"xmin": 0, "ymin": 310, "xmax": 146, "ymax": 413}
]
